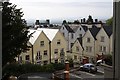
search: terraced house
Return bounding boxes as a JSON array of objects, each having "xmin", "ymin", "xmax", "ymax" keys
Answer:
[
  {"xmin": 18, "ymin": 28, "xmax": 67, "ymax": 65},
  {"xmin": 70, "ymin": 25, "xmax": 113, "ymax": 64},
  {"xmin": 60, "ymin": 24, "xmax": 88, "ymax": 51}
]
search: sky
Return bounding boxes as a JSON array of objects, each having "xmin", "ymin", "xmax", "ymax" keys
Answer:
[{"xmin": 9, "ymin": 0, "xmax": 113, "ymax": 23}]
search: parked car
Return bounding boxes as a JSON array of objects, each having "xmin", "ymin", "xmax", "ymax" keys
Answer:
[
  {"xmin": 96, "ymin": 59, "xmax": 103, "ymax": 66},
  {"xmin": 80, "ymin": 63, "xmax": 97, "ymax": 73}
]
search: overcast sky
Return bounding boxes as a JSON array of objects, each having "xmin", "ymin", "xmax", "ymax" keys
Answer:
[{"xmin": 10, "ymin": 0, "xmax": 113, "ymax": 22}]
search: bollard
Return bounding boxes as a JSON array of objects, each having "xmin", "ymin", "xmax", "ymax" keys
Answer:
[{"xmin": 64, "ymin": 61, "xmax": 70, "ymax": 80}]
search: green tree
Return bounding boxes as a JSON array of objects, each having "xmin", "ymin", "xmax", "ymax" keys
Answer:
[
  {"xmin": 2, "ymin": 2, "xmax": 29, "ymax": 66},
  {"xmin": 106, "ymin": 17, "xmax": 113, "ymax": 26}
]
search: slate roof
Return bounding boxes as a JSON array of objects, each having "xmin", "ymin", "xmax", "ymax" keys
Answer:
[
  {"xmin": 69, "ymin": 25, "xmax": 80, "ymax": 32},
  {"xmin": 77, "ymin": 38, "xmax": 82, "ymax": 46},
  {"xmin": 64, "ymin": 25, "xmax": 74, "ymax": 33},
  {"xmin": 89, "ymin": 26, "xmax": 101, "ymax": 40},
  {"xmin": 103, "ymin": 26, "xmax": 113, "ymax": 37},
  {"xmin": 77, "ymin": 38, "xmax": 84, "ymax": 50},
  {"xmin": 81, "ymin": 25, "xmax": 88, "ymax": 32}
]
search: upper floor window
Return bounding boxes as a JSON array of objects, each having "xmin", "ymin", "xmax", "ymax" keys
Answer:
[
  {"xmin": 76, "ymin": 46, "xmax": 79, "ymax": 52},
  {"xmin": 101, "ymin": 36, "xmax": 105, "ymax": 42},
  {"xmin": 37, "ymin": 51, "xmax": 40, "ymax": 56},
  {"xmin": 36, "ymin": 51, "xmax": 41, "ymax": 60},
  {"xmin": 54, "ymin": 49, "xmax": 58, "ymax": 54},
  {"xmin": 79, "ymin": 28, "xmax": 81, "ymax": 31},
  {"xmin": 71, "ymin": 33, "xmax": 74, "ymax": 39},
  {"xmin": 25, "ymin": 55, "xmax": 30, "ymax": 60},
  {"xmin": 57, "ymin": 40, "xmax": 61, "ymax": 45},
  {"xmin": 86, "ymin": 46, "xmax": 92, "ymax": 52},
  {"xmin": 87, "ymin": 38, "xmax": 90, "ymax": 43},
  {"xmin": 40, "ymin": 41, "xmax": 44, "ymax": 46},
  {"xmin": 44, "ymin": 50, "xmax": 47, "ymax": 55},
  {"xmin": 103, "ymin": 46, "xmax": 106, "ymax": 52},
  {"xmin": 99, "ymin": 46, "xmax": 106, "ymax": 52},
  {"xmin": 74, "ymin": 55, "xmax": 77, "ymax": 60}
]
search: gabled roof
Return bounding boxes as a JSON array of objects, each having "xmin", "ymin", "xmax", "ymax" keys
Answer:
[
  {"xmin": 37, "ymin": 28, "xmax": 59, "ymax": 41},
  {"xmin": 89, "ymin": 26, "xmax": 101, "ymax": 40},
  {"xmin": 28, "ymin": 29, "xmax": 42, "ymax": 45},
  {"xmin": 103, "ymin": 26, "xmax": 112, "ymax": 37},
  {"xmin": 81, "ymin": 25, "xmax": 88, "ymax": 32},
  {"xmin": 69, "ymin": 25, "xmax": 80, "ymax": 32},
  {"xmin": 63, "ymin": 25, "xmax": 74, "ymax": 33},
  {"xmin": 77, "ymin": 38, "xmax": 84, "ymax": 50}
]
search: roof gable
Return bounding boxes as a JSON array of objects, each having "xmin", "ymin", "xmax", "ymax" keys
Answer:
[
  {"xmin": 81, "ymin": 25, "xmax": 88, "ymax": 32},
  {"xmin": 89, "ymin": 26, "xmax": 101, "ymax": 40},
  {"xmin": 63, "ymin": 25, "xmax": 74, "ymax": 33},
  {"xmin": 103, "ymin": 26, "xmax": 112, "ymax": 37},
  {"xmin": 28, "ymin": 29, "xmax": 42, "ymax": 45},
  {"xmin": 37, "ymin": 28, "xmax": 59, "ymax": 41}
]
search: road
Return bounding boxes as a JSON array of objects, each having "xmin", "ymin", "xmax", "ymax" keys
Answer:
[
  {"xmin": 69, "ymin": 66, "xmax": 104, "ymax": 80},
  {"xmin": 17, "ymin": 66, "xmax": 104, "ymax": 80}
]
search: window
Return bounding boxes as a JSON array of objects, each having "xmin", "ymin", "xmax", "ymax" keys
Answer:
[
  {"xmin": 74, "ymin": 55, "xmax": 77, "ymax": 60},
  {"xmin": 54, "ymin": 49, "xmax": 58, "ymax": 54},
  {"xmin": 25, "ymin": 55, "xmax": 30, "ymax": 60},
  {"xmin": 44, "ymin": 50, "xmax": 47, "ymax": 55},
  {"xmin": 37, "ymin": 51, "xmax": 40, "ymax": 56},
  {"xmin": 86, "ymin": 46, "xmax": 88, "ymax": 52},
  {"xmin": 40, "ymin": 41, "xmax": 44, "ymax": 46},
  {"xmin": 79, "ymin": 34, "xmax": 82, "ymax": 38},
  {"xmin": 87, "ymin": 38, "xmax": 90, "ymax": 43},
  {"xmin": 76, "ymin": 46, "xmax": 79, "ymax": 52},
  {"xmin": 63, "ymin": 27, "xmax": 64, "ymax": 30},
  {"xmin": 103, "ymin": 46, "xmax": 106, "ymax": 52},
  {"xmin": 89, "ymin": 47, "xmax": 92, "ymax": 52},
  {"xmin": 99, "ymin": 46, "xmax": 102, "ymax": 52},
  {"xmin": 86, "ymin": 46, "xmax": 92, "ymax": 52},
  {"xmin": 71, "ymin": 33, "xmax": 74, "ymax": 39},
  {"xmin": 43, "ymin": 60, "xmax": 48, "ymax": 65},
  {"xmin": 57, "ymin": 40, "xmax": 61, "ymax": 45},
  {"xmin": 36, "ymin": 51, "xmax": 41, "ymax": 60},
  {"xmin": 55, "ymin": 59, "xmax": 58, "ymax": 63},
  {"xmin": 99, "ymin": 46, "xmax": 106, "ymax": 52},
  {"xmin": 60, "ymin": 48, "xmax": 64, "ymax": 56},
  {"xmin": 80, "ymin": 28, "xmax": 81, "ymax": 30},
  {"xmin": 101, "ymin": 36, "xmax": 105, "ymax": 42}
]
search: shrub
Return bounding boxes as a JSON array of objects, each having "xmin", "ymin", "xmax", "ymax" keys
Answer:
[
  {"xmin": 2, "ymin": 63, "xmax": 65, "ymax": 78},
  {"xmin": 104, "ymin": 54, "xmax": 112, "ymax": 66}
]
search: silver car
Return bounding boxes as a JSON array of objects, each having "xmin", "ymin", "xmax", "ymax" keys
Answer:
[{"xmin": 80, "ymin": 63, "xmax": 97, "ymax": 73}]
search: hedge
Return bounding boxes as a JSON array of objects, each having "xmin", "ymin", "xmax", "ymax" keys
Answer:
[{"xmin": 2, "ymin": 63, "xmax": 65, "ymax": 77}]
